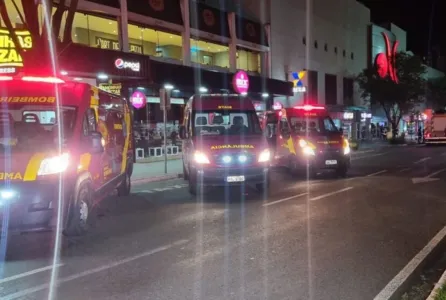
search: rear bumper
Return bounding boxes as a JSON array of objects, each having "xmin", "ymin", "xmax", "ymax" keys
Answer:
[
  {"xmin": 425, "ymin": 138, "xmax": 446, "ymax": 144},
  {"xmin": 191, "ymin": 166, "xmax": 269, "ymax": 186},
  {"xmin": 0, "ymin": 180, "xmax": 74, "ymax": 233}
]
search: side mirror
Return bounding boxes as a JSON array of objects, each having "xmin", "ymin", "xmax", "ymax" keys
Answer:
[
  {"xmin": 89, "ymin": 131, "xmax": 104, "ymax": 153},
  {"xmin": 179, "ymin": 125, "xmax": 187, "ymax": 139}
]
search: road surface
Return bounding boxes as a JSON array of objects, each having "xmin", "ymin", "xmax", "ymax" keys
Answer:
[{"xmin": 2, "ymin": 144, "xmax": 446, "ymax": 300}]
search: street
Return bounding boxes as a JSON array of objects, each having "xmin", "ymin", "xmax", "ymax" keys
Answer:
[{"xmin": 2, "ymin": 145, "xmax": 446, "ymax": 300}]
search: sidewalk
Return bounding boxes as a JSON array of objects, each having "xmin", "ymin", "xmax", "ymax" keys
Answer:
[{"xmin": 132, "ymin": 159, "xmax": 183, "ymax": 184}]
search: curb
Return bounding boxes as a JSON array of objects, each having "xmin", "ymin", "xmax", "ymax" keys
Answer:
[
  {"xmin": 426, "ymin": 268, "xmax": 446, "ymax": 300},
  {"xmin": 374, "ymin": 225, "xmax": 446, "ymax": 300},
  {"xmin": 131, "ymin": 173, "xmax": 183, "ymax": 185}
]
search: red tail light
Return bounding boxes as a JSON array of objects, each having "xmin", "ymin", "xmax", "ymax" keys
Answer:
[
  {"xmin": 294, "ymin": 105, "xmax": 325, "ymax": 111},
  {"xmin": 22, "ymin": 76, "xmax": 65, "ymax": 83}
]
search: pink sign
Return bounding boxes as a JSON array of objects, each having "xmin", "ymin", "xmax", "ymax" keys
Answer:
[
  {"xmin": 232, "ymin": 70, "xmax": 249, "ymax": 94},
  {"xmin": 130, "ymin": 91, "xmax": 146, "ymax": 109}
]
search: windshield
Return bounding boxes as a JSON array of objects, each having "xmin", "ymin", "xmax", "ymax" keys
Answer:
[
  {"xmin": 192, "ymin": 110, "xmax": 262, "ymax": 136},
  {"xmin": 290, "ymin": 115, "xmax": 339, "ymax": 134},
  {"xmin": 0, "ymin": 105, "xmax": 77, "ymax": 151}
]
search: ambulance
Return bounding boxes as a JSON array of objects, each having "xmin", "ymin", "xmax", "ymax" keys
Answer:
[
  {"xmin": 261, "ymin": 105, "xmax": 350, "ymax": 177},
  {"xmin": 179, "ymin": 94, "xmax": 270, "ymax": 195},
  {"xmin": 0, "ymin": 74, "xmax": 134, "ymax": 235},
  {"xmin": 424, "ymin": 109, "xmax": 446, "ymax": 144}
]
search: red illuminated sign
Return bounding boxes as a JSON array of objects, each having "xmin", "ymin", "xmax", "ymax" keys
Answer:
[{"xmin": 374, "ymin": 32, "xmax": 399, "ymax": 83}]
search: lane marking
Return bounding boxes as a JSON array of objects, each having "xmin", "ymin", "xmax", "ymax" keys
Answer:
[
  {"xmin": 310, "ymin": 187, "xmax": 353, "ymax": 201},
  {"xmin": 0, "ymin": 264, "xmax": 64, "ymax": 284},
  {"xmin": 136, "ymin": 190, "xmax": 154, "ymax": 194},
  {"xmin": 351, "ymin": 153, "xmax": 386, "ymax": 161},
  {"xmin": 398, "ymin": 168, "xmax": 411, "ymax": 173},
  {"xmin": 426, "ymin": 168, "xmax": 446, "ymax": 178},
  {"xmin": 352, "ymin": 150, "xmax": 375, "ymax": 155},
  {"xmin": 1, "ymin": 240, "xmax": 189, "ymax": 300},
  {"xmin": 263, "ymin": 193, "xmax": 308, "ymax": 207},
  {"xmin": 374, "ymin": 225, "xmax": 446, "ymax": 300},
  {"xmin": 366, "ymin": 170, "xmax": 387, "ymax": 177},
  {"xmin": 413, "ymin": 157, "xmax": 431, "ymax": 164}
]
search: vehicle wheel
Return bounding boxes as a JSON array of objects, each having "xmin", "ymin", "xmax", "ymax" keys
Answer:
[
  {"xmin": 255, "ymin": 180, "xmax": 270, "ymax": 194},
  {"xmin": 117, "ymin": 172, "xmax": 131, "ymax": 196},
  {"xmin": 189, "ymin": 176, "xmax": 198, "ymax": 195},
  {"xmin": 64, "ymin": 182, "xmax": 92, "ymax": 236},
  {"xmin": 183, "ymin": 163, "xmax": 189, "ymax": 180},
  {"xmin": 336, "ymin": 165, "xmax": 348, "ymax": 178}
]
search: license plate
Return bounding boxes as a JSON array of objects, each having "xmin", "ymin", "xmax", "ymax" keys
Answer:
[
  {"xmin": 226, "ymin": 176, "xmax": 245, "ymax": 182},
  {"xmin": 325, "ymin": 160, "xmax": 337, "ymax": 165}
]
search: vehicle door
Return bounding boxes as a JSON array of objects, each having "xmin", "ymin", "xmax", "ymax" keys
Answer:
[
  {"xmin": 182, "ymin": 109, "xmax": 193, "ymax": 173},
  {"xmin": 97, "ymin": 107, "xmax": 115, "ymax": 184},
  {"xmin": 80, "ymin": 108, "xmax": 103, "ymax": 191},
  {"xmin": 109, "ymin": 110, "xmax": 126, "ymax": 178},
  {"xmin": 264, "ymin": 113, "xmax": 278, "ymax": 159},
  {"xmin": 278, "ymin": 114, "xmax": 295, "ymax": 164}
]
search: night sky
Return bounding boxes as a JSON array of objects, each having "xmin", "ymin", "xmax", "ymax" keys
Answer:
[{"xmin": 358, "ymin": 0, "xmax": 445, "ymax": 58}]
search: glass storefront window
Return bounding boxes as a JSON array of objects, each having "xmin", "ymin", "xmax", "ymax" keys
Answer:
[
  {"xmin": 128, "ymin": 24, "xmax": 183, "ymax": 60},
  {"xmin": 72, "ymin": 13, "xmax": 119, "ymax": 50},
  {"xmin": 237, "ymin": 48, "xmax": 261, "ymax": 73},
  {"xmin": 190, "ymin": 38, "xmax": 229, "ymax": 69}
]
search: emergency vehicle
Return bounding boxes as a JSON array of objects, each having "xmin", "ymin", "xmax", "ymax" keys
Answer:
[
  {"xmin": 179, "ymin": 94, "xmax": 270, "ymax": 195},
  {"xmin": 261, "ymin": 105, "xmax": 350, "ymax": 177},
  {"xmin": 0, "ymin": 74, "xmax": 134, "ymax": 235},
  {"xmin": 424, "ymin": 109, "xmax": 446, "ymax": 144}
]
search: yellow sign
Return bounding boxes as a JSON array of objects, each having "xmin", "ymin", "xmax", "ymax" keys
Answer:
[
  {"xmin": 210, "ymin": 144, "xmax": 254, "ymax": 150},
  {"xmin": 0, "ymin": 96, "xmax": 56, "ymax": 103},
  {"xmin": 0, "ymin": 28, "xmax": 32, "ymax": 68},
  {"xmin": 99, "ymin": 83, "xmax": 122, "ymax": 95},
  {"xmin": 114, "ymin": 124, "xmax": 123, "ymax": 130},
  {"xmin": 218, "ymin": 105, "xmax": 232, "ymax": 109},
  {"xmin": 0, "ymin": 172, "xmax": 23, "ymax": 180}
]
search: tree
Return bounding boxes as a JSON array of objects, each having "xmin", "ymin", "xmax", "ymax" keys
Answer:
[
  {"xmin": 356, "ymin": 52, "xmax": 427, "ymax": 139},
  {"xmin": 428, "ymin": 76, "xmax": 446, "ymax": 110},
  {"xmin": 0, "ymin": 0, "xmax": 79, "ymax": 72}
]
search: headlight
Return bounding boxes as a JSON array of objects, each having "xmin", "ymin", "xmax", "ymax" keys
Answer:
[
  {"xmin": 38, "ymin": 153, "xmax": 70, "ymax": 175},
  {"xmin": 299, "ymin": 139, "xmax": 315, "ymax": 155},
  {"xmin": 302, "ymin": 146, "xmax": 315, "ymax": 156},
  {"xmin": 258, "ymin": 149, "xmax": 270, "ymax": 162},
  {"xmin": 343, "ymin": 139, "xmax": 350, "ymax": 155},
  {"xmin": 194, "ymin": 151, "xmax": 210, "ymax": 164}
]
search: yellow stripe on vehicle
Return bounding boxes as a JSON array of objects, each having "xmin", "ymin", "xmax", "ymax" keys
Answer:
[
  {"xmin": 121, "ymin": 104, "xmax": 131, "ymax": 174},
  {"xmin": 77, "ymin": 153, "xmax": 92, "ymax": 173},
  {"xmin": 23, "ymin": 153, "xmax": 46, "ymax": 181}
]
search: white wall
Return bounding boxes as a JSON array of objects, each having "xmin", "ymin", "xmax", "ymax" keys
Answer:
[{"xmin": 269, "ymin": 0, "xmax": 370, "ymax": 107}]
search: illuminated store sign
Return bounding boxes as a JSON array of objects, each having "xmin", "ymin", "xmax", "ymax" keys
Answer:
[
  {"xmin": 0, "ymin": 28, "xmax": 32, "ymax": 73},
  {"xmin": 115, "ymin": 58, "xmax": 141, "ymax": 72},
  {"xmin": 292, "ymin": 71, "xmax": 306, "ymax": 93},
  {"xmin": 374, "ymin": 32, "xmax": 399, "ymax": 83},
  {"xmin": 233, "ymin": 70, "xmax": 249, "ymax": 94}
]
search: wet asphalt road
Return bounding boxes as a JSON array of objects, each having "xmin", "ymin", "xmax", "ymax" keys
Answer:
[{"xmin": 2, "ymin": 144, "xmax": 446, "ymax": 300}]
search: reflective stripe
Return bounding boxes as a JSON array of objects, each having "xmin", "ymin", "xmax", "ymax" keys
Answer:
[
  {"xmin": 77, "ymin": 153, "xmax": 92, "ymax": 173},
  {"xmin": 23, "ymin": 153, "xmax": 46, "ymax": 181}
]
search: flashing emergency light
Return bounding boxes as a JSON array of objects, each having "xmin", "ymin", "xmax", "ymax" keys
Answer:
[
  {"xmin": 22, "ymin": 76, "xmax": 65, "ymax": 83},
  {"xmin": 294, "ymin": 105, "xmax": 325, "ymax": 111}
]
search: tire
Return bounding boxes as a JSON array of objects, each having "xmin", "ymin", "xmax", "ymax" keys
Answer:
[
  {"xmin": 336, "ymin": 165, "xmax": 348, "ymax": 178},
  {"xmin": 117, "ymin": 172, "xmax": 131, "ymax": 196},
  {"xmin": 189, "ymin": 175, "xmax": 198, "ymax": 195},
  {"xmin": 255, "ymin": 181, "xmax": 269, "ymax": 194},
  {"xmin": 64, "ymin": 182, "xmax": 93, "ymax": 236},
  {"xmin": 183, "ymin": 163, "xmax": 189, "ymax": 180}
]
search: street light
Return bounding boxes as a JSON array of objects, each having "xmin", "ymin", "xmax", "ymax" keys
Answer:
[
  {"xmin": 97, "ymin": 73, "xmax": 108, "ymax": 80},
  {"xmin": 164, "ymin": 83, "xmax": 174, "ymax": 90},
  {"xmin": 199, "ymin": 87, "xmax": 208, "ymax": 93},
  {"xmin": 262, "ymin": 93, "xmax": 269, "ymax": 98}
]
